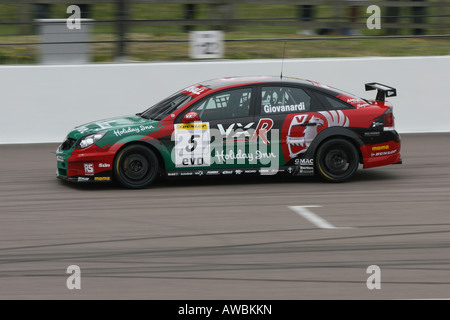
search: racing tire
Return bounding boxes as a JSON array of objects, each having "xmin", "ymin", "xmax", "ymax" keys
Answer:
[
  {"xmin": 114, "ymin": 144, "xmax": 159, "ymax": 189},
  {"xmin": 315, "ymin": 138, "xmax": 359, "ymax": 183}
]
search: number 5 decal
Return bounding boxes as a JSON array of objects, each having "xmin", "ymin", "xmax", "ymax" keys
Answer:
[
  {"xmin": 174, "ymin": 123, "xmax": 211, "ymax": 168},
  {"xmin": 186, "ymin": 134, "xmax": 200, "ymax": 152}
]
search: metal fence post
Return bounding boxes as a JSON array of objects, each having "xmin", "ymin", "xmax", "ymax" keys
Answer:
[{"xmin": 117, "ymin": 0, "xmax": 129, "ymax": 61}]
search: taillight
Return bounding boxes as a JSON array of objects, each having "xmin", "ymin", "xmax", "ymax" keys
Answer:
[{"xmin": 383, "ymin": 109, "xmax": 395, "ymax": 131}]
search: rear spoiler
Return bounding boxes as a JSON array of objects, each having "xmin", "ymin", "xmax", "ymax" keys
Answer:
[{"xmin": 365, "ymin": 83, "xmax": 397, "ymax": 102}]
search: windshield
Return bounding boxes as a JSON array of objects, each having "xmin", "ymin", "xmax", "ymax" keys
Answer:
[{"xmin": 140, "ymin": 92, "xmax": 193, "ymax": 120}]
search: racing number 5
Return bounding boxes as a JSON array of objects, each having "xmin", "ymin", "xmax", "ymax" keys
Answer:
[{"xmin": 186, "ymin": 134, "xmax": 200, "ymax": 152}]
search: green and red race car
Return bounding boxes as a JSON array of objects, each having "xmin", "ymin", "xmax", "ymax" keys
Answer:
[{"xmin": 56, "ymin": 76, "xmax": 402, "ymax": 188}]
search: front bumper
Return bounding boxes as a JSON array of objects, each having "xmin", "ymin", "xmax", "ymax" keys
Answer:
[{"xmin": 56, "ymin": 143, "xmax": 115, "ymax": 182}]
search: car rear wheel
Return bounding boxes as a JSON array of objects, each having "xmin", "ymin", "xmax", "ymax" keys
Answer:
[
  {"xmin": 114, "ymin": 144, "xmax": 159, "ymax": 189},
  {"xmin": 315, "ymin": 138, "xmax": 359, "ymax": 182}
]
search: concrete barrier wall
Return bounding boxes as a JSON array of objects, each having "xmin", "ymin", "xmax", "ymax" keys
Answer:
[{"xmin": 1, "ymin": 56, "xmax": 449, "ymax": 144}]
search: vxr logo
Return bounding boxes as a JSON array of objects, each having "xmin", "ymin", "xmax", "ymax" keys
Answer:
[{"xmin": 217, "ymin": 118, "xmax": 273, "ymax": 144}]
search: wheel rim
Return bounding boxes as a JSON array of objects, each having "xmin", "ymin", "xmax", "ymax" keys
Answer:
[
  {"xmin": 324, "ymin": 148, "xmax": 349, "ymax": 174},
  {"xmin": 319, "ymin": 143, "xmax": 357, "ymax": 179},
  {"xmin": 122, "ymin": 153, "xmax": 153, "ymax": 182}
]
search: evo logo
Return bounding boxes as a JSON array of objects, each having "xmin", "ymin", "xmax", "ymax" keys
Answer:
[{"xmin": 182, "ymin": 158, "xmax": 205, "ymax": 166}]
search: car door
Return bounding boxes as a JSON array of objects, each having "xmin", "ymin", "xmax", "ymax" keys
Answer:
[
  {"xmin": 255, "ymin": 84, "xmax": 322, "ymax": 174},
  {"xmin": 173, "ymin": 86, "xmax": 257, "ymax": 175}
]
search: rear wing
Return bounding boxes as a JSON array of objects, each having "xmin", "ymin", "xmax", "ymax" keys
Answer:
[{"xmin": 365, "ymin": 83, "xmax": 397, "ymax": 102}]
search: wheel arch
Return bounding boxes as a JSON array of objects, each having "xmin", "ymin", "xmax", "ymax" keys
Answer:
[
  {"xmin": 304, "ymin": 127, "xmax": 364, "ymax": 164},
  {"xmin": 113, "ymin": 140, "xmax": 167, "ymax": 177}
]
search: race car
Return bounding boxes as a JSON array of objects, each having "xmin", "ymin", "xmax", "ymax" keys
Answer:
[{"xmin": 56, "ymin": 76, "xmax": 402, "ymax": 188}]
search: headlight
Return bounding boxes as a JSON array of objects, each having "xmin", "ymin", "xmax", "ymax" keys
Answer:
[{"xmin": 76, "ymin": 131, "xmax": 107, "ymax": 149}]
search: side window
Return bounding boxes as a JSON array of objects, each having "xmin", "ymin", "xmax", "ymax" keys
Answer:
[
  {"xmin": 189, "ymin": 88, "xmax": 252, "ymax": 121},
  {"xmin": 314, "ymin": 91, "xmax": 354, "ymax": 110},
  {"xmin": 261, "ymin": 86, "xmax": 311, "ymax": 115}
]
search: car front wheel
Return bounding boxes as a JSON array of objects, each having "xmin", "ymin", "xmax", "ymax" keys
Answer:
[
  {"xmin": 114, "ymin": 144, "xmax": 159, "ymax": 189},
  {"xmin": 315, "ymin": 138, "xmax": 359, "ymax": 182}
]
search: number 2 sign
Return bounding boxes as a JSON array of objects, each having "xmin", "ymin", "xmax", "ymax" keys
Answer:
[{"xmin": 190, "ymin": 31, "xmax": 224, "ymax": 59}]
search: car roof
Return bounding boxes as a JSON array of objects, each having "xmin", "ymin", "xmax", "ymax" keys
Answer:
[{"xmin": 199, "ymin": 75, "xmax": 315, "ymax": 90}]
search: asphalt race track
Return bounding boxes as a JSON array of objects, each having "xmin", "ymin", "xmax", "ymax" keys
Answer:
[{"xmin": 0, "ymin": 133, "xmax": 449, "ymax": 300}]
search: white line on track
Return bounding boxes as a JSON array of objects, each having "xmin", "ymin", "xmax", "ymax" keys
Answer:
[{"xmin": 288, "ymin": 205, "xmax": 353, "ymax": 229}]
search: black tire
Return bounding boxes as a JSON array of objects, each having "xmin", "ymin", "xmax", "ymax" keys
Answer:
[
  {"xmin": 315, "ymin": 138, "xmax": 359, "ymax": 182},
  {"xmin": 114, "ymin": 144, "xmax": 159, "ymax": 189}
]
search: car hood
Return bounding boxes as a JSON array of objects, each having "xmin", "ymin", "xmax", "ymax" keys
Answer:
[{"xmin": 68, "ymin": 115, "xmax": 160, "ymax": 140}]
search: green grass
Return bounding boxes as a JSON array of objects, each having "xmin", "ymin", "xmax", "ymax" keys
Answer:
[{"xmin": 0, "ymin": 2, "xmax": 449, "ymax": 64}]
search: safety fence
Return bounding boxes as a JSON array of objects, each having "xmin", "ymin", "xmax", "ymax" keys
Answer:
[{"xmin": 0, "ymin": 1, "xmax": 449, "ymax": 64}]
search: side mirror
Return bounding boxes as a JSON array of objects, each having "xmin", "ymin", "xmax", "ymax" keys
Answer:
[{"xmin": 182, "ymin": 111, "xmax": 200, "ymax": 123}]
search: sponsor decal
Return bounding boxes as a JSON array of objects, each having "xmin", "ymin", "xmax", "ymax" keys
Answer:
[
  {"xmin": 176, "ymin": 123, "xmax": 207, "ymax": 131},
  {"xmin": 180, "ymin": 172, "xmax": 194, "ymax": 176},
  {"xmin": 98, "ymin": 163, "xmax": 111, "ymax": 168},
  {"xmin": 217, "ymin": 76, "xmax": 271, "ymax": 82},
  {"xmin": 222, "ymin": 170, "xmax": 233, "ymax": 175},
  {"xmin": 365, "ymin": 132, "xmax": 380, "ymax": 137},
  {"xmin": 195, "ymin": 170, "xmax": 204, "ymax": 176},
  {"xmin": 371, "ymin": 149, "xmax": 397, "ymax": 157},
  {"xmin": 77, "ymin": 177, "xmax": 90, "ymax": 182},
  {"xmin": 282, "ymin": 110, "xmax": 350, "ymax": 161},
  {"xmin": 174, "ymin": 122, "xmax": 211, "ymax": 168},
  {"xmin": 167, "ymin": 172, "xmax": 178, "ymax": 177},
  {"xmin": 270, "ymin": 168, "xmax": 284, "ymax": 174},
  {"xmin": 206, "ymin": 170, "xmax": 220, "ymax": 175},
  {"xmin": 244, "ymin": 170, "xmax": 257, "ymax": 174},
  {"xmin": 218, "ymin": 122, "xmax": 253, "ymax": 139},
  {"xmin": 310, "ymin": 81, "xmax": 331, "ymax": 89},
  {"xmin": 182, "ymin": 84, "xmax": 210, "ymax": 97},
  {"xmin": 286, "ymin": 167, "xmax": 294, "ymax": 174},
  {"xmin": 218, "ymin": 118, "xmax": 273, "ymax": 145},
  {"xmin": 298, "ymin": 167, "xmax": 314, "ymax": 174},
  {"xmin": 372, "ymin": 145, "xmax": 389, "ymax": 151},
  {"xmin": 84, "ymin": 163, "xmax": 94, "ymax": 175},
  {"xmin": 94, "ymin": 177, "xmax": 111, "ymax": 181},
  {"xmin": 235, "ymin": 169, "xmax": 243, "ymax": 175},
  {"xmin": 372, "ymin": 121, "xmax": 383, "ymax": 128},
  {"xmin": 337, "ymin": 94, "xmax": 369, "ymax": 108},
  {"xmin": 76, "ymin": 120, "xmax": 116, "ymax": 134},
  {"xmin": 57, "ymin": 156, "xmax": 64, "ymax": 162},
  {"xmin": 263, "ymin": 103, "xmax": 305, "ymax": 114},
  {"xmin": 215, "ymin": 150, "xmax": 277, "ymax": 163},
  {"xmin": 251, "ymin": 119, "xmax": 273, "ymax": 145},
  {"xmin": 295, "ymin": 158, "xmax": 314, "ymax": 165},
  {"xmin": 113, "ymin": 125, "xmax": 155, "ymax": 137}
]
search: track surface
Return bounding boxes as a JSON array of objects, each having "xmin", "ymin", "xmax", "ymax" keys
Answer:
[{"xmin": 0, "ymin": 133, "xmax": 449, "ymax": 300}]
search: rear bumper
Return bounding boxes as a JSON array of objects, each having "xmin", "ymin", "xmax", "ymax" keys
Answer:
[
  {"xmin": 363, "ymin": 152, "xmax": 402, "ymax": 169},
  {"xmin": 361, "ymin": 138, "xmax": 402, "ymax": 169}
]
